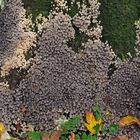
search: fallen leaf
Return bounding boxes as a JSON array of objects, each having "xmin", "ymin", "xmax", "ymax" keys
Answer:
[
  {"xmin": 15, "ymin": 123, "xmax": 22, "ymax": 131},
  {"xmin": 0, "ymin": 123, "xmax": 5, "ymax": 134},
  {"xmin": 86, "ymin": 112, "xmax": 96, "ymax": 124},
  {"xmin": 20, "ymin": 106, "xmax": 28, "ymax": 113},
  {"xmin": 102, "ymin": 96, "xmax": 110, "ymax": 105},
  {"xmin": 42, "ymin": 131, "xmax": 49, "ymax": 140},
  {"xmin": 112, "ymin": 135, "xmax": 133, "ymax": 140},
  {"xmin": 114, "ymin": 136, "xmax": 127, "ymax": 140},
  {"xmin": 69, "ymin": 133, "xmax": 75, "ymax": 140},
  {"xmin": 84, "ymin": 112, "xmax": 102, "ymax": 134},
  {"xmin": 49, "ymin": 130, "xmax": 61, "ymax": 140},
  {"xmin": 31, "ymin": 83, "xmax": 40, "ymax": 92},
  {"xmin": 0, "ymin": 131, "xmax": 11, "ymax": 140},
  {"xmin": 119, "ymin": 115, "xmax": 140, "ymax": 128},
  {"xmin": 112, "ymin": 137, "xmax": 120, "ymax": 140},
  {"xmin": 41, "ymin": 130, "xmax": 61, "ymax": 140}
]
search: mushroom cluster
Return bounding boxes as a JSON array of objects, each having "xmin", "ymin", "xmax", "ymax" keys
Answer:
[
  {"xmin": 0, "ymin": 0, "xmax": 139, "ymax": 139},
  {"xmin": 0, "ymin": 0, "xmax": 36, "ymax": 76},
  {"xmin": 14, "ymin": 12, "xmax": 114, "ymax": 129}
]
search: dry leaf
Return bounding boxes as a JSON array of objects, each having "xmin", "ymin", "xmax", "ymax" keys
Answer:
[
  {"xmin": 112, "ymin": 137, "xmax": 120, "ymax": 140},
  {"xmin": 49, "ymin": 130, "xmax": 61, "ymax": 140},
  {"xmin": 42, "ymin": 130, "xmax": 61, "ymax": 140},
  {"xmin": 112, "ymin": 135, "xmax": 133, "ymax": 140},
  {"xmin": 20, "ymin": 106, "xmax": 28, "ymax": 113},
  {"xmin": 69, "ymin": 133, "xmax": 75, "ymax": 140},
  {"xmin": 119, "ymin": 115, "xmax": 140, "ymax": 128},
  {"xmin": 0, "ymin": 131, "xmax": 11, "ymax": 140},
  {"xmin": 102, "ymin": 95, "xmax": 110, "ymax": 105},
  {"xmin": 42, "ymin": 131, "xmax": 49, "ymax": 140},
  {"xmin": 14, "ymin": 123, "xmax": 22, "ymax": 131}
]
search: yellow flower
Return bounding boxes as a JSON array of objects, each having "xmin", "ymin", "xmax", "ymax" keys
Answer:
[
  {"xmin": 84, "ymin": 112, "xmax": 102, "ymax": 134},
  {"xmin": 0, "ymin": 122, "xmax": 5, "ymax": 134}
]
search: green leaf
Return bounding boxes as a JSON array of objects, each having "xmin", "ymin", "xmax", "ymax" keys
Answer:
[
  {"xmin": 81, "ymin": 133, "xmax": 98, "ymax": 140},
  {"xmin": 84, "ymin": 134, "xmax": 98, "ymax": 140},
  {"xmin": 59, "ymin": 135, "xmax": 67, "ymax": 140},
  {"xmin": 75, "ymin": 134, "xmax": 81, "ymax": 140},
  {"xmin": 93, "ymin": 104, "xmax": 101, "ymax": 113},
  {"xmin": 93, "ymin": 104, "xmax": 101, "ymax": 121},
  {"xmin": 27, "ymin": 131, "xmax": 41, "ymax": 140},
  {"xmin": 101, "ymin": 128, "xmax": 108, "ymax": 135},
  {"xmin": 87, "ymin": 135, "xmax": 94, "ymax": 140},
  {"xmin": 95, "ymin": 112, "xmax": 101, "ymax": 121},
  {"xmin": 93, "ymin": 124, "xmax": 100, "ymax": 134},
  {"xmin": 81, "ymin": 132, "xmax": 87, "ymax": 140},
  {"xmin": 108, "ymin": 124, "xmax": 119, "ymax": 135},
  {"xmin": 92, "ymin": 135, "xmax": 98, "ymax": 140},
  {"xmin": 60, "ymin": 116, "xmax": 81, "ymax": 134}
]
